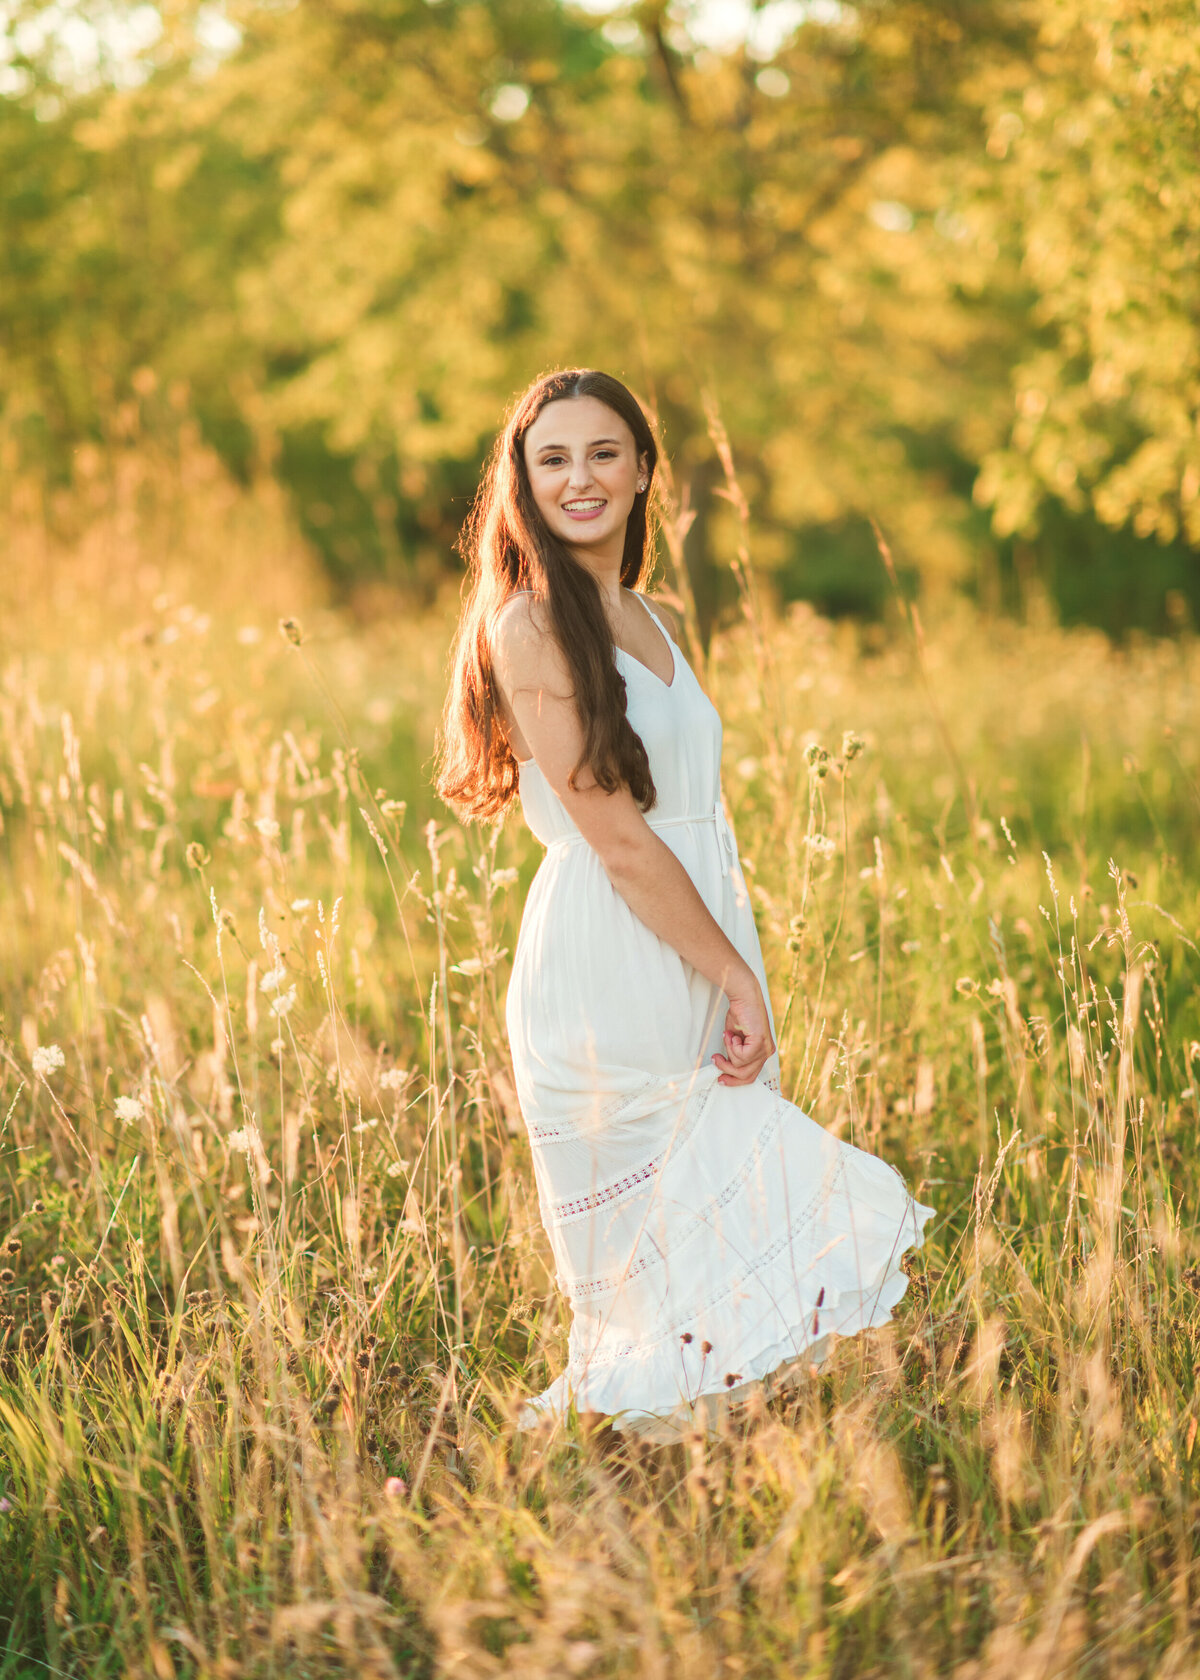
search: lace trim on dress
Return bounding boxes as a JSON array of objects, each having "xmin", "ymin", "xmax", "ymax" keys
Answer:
[
  {"xmin": 525, "ymin": 1073, "xmax": 664, "ymax": 1145},
  {"xmin": 528, "ymin": 1067, "xmax": 779, "ymax": 1146},
  {"xmin": 565, "ymin": 1088, "xmax": 794, "ymax": 1302},
  {"xmin": 548, "ymin": 1080, "xmax": 717, "ymax": 1226},
  {"xmin": 554, "ymin": 1158, "xmax": 662, "ymax": 1222}
]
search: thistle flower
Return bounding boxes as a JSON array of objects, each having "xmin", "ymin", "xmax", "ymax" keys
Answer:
[
  {"xmin": 32, "ymin": 1045, "xmax": 65, "ymax": 1080},
  {"xmin": 841, "ymin": 730, "xmax": 866, "ymax": 761}
]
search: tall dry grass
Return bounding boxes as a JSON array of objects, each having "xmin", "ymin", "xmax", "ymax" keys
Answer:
[{"xmin": 0, "ymin": 440, "xmax": 1199, "ymax": 1678}]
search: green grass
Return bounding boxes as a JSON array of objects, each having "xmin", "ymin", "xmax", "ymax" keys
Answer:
[{"xmin": 1, "ymin": 504, "xmax": 1199, "ymax": 1678}]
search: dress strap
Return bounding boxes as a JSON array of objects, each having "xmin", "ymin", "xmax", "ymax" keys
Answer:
[{"xmin": 634, "ymin": 592, "xmax": 672, "ymax": 642}]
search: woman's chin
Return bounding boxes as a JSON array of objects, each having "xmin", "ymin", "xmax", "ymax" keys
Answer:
[{"xmin": 555, "ymin": 518, "xmax": 623, "ymax": 551}]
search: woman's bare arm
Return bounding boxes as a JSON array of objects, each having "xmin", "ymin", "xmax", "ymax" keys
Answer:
[{"xmin": 491, "ymin": 596, "xmax": 774, "ymax": 1083}]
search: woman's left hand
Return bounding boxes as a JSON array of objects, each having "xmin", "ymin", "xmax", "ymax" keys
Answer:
[{"xmin": 712, "ymin": 980, "xmax": 775, "ymax": 1086}]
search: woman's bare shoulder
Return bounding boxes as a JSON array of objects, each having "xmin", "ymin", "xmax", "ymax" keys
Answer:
[{"xmin": 489, "ymin": 591, "xmax": 568, "ymax": 689}]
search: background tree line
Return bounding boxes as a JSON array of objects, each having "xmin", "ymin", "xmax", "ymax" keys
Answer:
[{"xmin": 2, "ymin": 0, "xmax": 1198, "ymax": 634}]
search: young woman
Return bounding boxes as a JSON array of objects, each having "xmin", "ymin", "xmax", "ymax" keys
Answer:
[{"xmin": 436, "ymin": 368, "xmax": 933, "ymax": 1439}]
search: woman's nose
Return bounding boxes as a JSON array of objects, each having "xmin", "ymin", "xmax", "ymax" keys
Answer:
[{"xmin": 566, "ymin": 456, "xmax": 594, "ymax": 490}]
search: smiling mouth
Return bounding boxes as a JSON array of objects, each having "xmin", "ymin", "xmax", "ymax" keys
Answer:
[{"xmin": 561, "ymin": 499, "xmax": 607, "ymax": 513}]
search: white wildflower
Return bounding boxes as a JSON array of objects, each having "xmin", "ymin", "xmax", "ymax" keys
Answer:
[
  {"xmin": 32, "ymin": 1045, "xmax": 65, "ymax": 1080},
  {"xmin": 114, "ymin": 1095, "xmax": 144, "ymax": 1124},
  {"xmin": 290, "ymin": 898, "xmax": 311, "ymax": 912},
  {"xmin": 379, "ymin": 1068, "xmax": 410, "ymax": 1092},
  {"xmin": 490, "ymin": 868, "xmax": 518, "ymax": 890},
  {"xmin": 259, "ymin": 965, "xmax": 287, "ymax": 993},
  {"xmin": 254, "ymin": 817, "xmax": 280, "ymax": 840},
  {"xmin": 352, "ymin": 1118, "xmax": 378, "ymax": 1134},
  {"xmin": 227, "ymin": 1126, "xmax": 259, "ymax": 1156},
  {"xmin": 386, "ymin": 1162, "xmax": 406, "ymax": 1178},
  {"xmin": 804, "ymin": 834, "xmax": 837, "ymax": 859},
  {"xmin": 270, "ymin": 987, "xmax": 297, "ymax": 1017}
]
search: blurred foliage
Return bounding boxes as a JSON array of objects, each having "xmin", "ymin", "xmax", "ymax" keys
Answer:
[{"xmin": 1, "ymin": 0, "xmax": 1198, "ymax": 630}]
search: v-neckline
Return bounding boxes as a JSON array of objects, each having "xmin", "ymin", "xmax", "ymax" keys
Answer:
[{"xmin": 615, "ymin": 593, "xmax": 677, "ymax": 691}]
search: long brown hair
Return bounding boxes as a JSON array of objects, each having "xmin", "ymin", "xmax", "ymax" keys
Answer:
[{"xmin": 434, "ymin": 368, "xmax": 661, "ymax": 823}]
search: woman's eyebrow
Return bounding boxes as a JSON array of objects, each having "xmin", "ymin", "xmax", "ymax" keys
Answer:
[{"xmin": 535, "ymin": 437, "xmax": 623, "ymax": 453}]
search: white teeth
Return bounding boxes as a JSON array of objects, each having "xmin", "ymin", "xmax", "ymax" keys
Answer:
[{"xmin": 563, "ymin": 500, "xmax": 605, "ymax": 511}]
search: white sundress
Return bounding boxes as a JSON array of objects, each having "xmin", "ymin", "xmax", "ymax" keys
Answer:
[{"xmin": 505, "ymin": 592, "xmax": 934, "ymax": 1438}]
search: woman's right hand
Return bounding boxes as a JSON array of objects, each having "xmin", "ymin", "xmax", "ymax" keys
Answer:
[{"xmin": 712, "ymin": 974, "xmax": 775, "ymax": 1086}]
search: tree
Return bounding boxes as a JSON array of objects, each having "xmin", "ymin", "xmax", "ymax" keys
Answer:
[{"xmin": 973, "ymin": 0, "xmax": 1200, "ymax": 552}]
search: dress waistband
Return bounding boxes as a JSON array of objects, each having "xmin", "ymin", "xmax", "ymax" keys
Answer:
[{"xmin": 543, "ymin": 796, "xmax": 739, "ymax": 879}]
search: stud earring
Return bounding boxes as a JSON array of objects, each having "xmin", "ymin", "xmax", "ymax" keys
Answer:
[{"xmin": 637, "ymin": 480, "xmax": 647, "ymax": 493}]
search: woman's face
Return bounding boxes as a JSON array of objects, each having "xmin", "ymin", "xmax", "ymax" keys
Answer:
[{"xmin": 522, "ymin": 395, "xmax": 648, "ymax": 558}]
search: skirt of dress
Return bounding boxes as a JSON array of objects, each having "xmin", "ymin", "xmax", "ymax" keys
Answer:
[{"xmin": 514, "ymin": 1054, "xmax": 934, "ymax": 1443}]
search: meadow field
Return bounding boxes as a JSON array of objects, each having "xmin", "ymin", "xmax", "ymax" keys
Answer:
[{"xmin": 1, "ymin": 464, "xmax": 1199, "ymax": 1679}]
